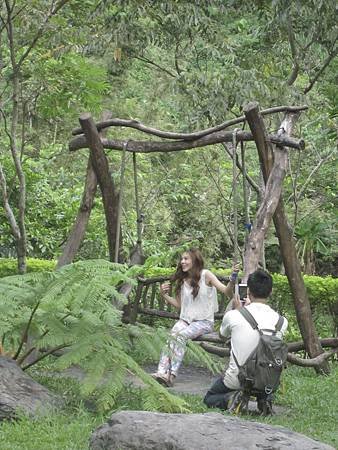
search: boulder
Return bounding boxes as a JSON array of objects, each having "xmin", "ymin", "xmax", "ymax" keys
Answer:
[
  {"xmin": 0, "ymin": 356, "xmax": 62, "ymax": 421},
  {"xmin": 90, "ymin": 410, "xmax": 335, "ymax": 450}
]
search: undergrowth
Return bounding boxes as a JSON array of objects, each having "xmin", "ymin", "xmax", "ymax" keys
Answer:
[{"xmin": 0, "ymin": 363, "xmax": 337, "ymax": 450}]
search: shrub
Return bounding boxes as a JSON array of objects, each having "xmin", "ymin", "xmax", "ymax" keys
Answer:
[{"xmin": 0, "ymin": 258, "xmax": 56, "ymax": 278}]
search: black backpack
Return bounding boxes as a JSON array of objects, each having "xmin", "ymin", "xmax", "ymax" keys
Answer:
[{"xmin": 233, "ymin": 307, "xmax": 288, "ymax": 396}]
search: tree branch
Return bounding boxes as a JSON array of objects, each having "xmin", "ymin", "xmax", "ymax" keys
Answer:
[
  {"xmin": 22, "ymin": 343, "xmax": 71, "ymax": 370},
  {"xmin": 13, "ymin": 300, "xmax": 40, "ymax": 360},
  {"xmin": 69, "ymin": 129, "xmax": 305, "ymax": 154},
  {"xmin": 134, "ymin": 55, "xmax": 176, "ymax": 78},
  {"xmin": 287, "ymin": 348, "xmax": 338, "ymax": 367},
  {"xmin": 16, "ymin": 0, "xmax": 71, "ymax": 70},
  {"xmin": 71, "ymin": 105, "xmax": 308, "ymax": 139},
  {"xmin": 287, "ymin": 150, "xmax": 335, "ymax": 204},
  {"xmin": 286, "ymin": 13, "xmax": 300, "ymax": 86},
  {"xmin": 304, "ymin": 45, "xmax": 338, "ymax": 94}
]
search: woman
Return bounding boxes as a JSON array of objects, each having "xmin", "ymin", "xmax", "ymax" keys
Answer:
[{"xmin": 152, "ymin": 248, "xmax": 239, "ymax": 387}]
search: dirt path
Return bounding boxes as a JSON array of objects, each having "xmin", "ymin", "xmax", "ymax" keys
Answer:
[
  {"xmin": 62, "ymin": 363, "xmax": 287, "ymax": 414},
  {"xmin": 138, "ymin": 364, "xmax": 216, "ymax": 396}
]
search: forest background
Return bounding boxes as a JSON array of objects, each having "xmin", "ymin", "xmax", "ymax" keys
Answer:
[{"xmin": 0, "ymin": 0, "xmax": 337, "ymax": 275}]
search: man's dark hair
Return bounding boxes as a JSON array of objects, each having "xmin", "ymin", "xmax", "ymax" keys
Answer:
[{"xmin": 247, "ymin": 269, "xmax": 273, "ymax": 299}]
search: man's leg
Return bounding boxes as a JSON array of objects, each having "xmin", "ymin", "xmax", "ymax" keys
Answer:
[{"xmin": 204, "ymin": 376, "xmax": 235, "ymax": 410}]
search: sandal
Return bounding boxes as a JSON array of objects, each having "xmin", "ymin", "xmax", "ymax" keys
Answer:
[{"xmin": 151, "ymin": 373, "xmax": 172, "ymax": 387}]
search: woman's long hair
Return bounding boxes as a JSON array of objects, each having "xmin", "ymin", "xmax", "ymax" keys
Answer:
[{"xmin": 171, "ymin": 248, "xmax": 204, "ymax": 298}]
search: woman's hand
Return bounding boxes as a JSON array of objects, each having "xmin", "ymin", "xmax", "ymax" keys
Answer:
[
  {"xmin": 160, "ymin": 282, "xmax": 180, "ymax": 308},
  {"xmin": 160, "ymin": 282, "xmax": 171, "ymax": 298},
  {"xmin": 229, "ymin": 263, "xmax": 240, "ymax": 282}
]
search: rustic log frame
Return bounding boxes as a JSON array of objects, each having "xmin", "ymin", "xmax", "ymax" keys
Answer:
[
  {"xmin": 69, "ymin": 105, "xmax": 333, "ymax": 373},
  {"xmin": 71, "ymin": 105, "xmax": 308, "ymax": 139},
  {"xmin": 57, "ymin": 111, "xmax": 112, "ymax": 268},
  {"xmin": 242, "ymin": 103, "xmax": 294, "ymax": 280}
]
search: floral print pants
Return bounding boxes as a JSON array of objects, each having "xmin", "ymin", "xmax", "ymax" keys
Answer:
[{"xmin": 157, "ymin": 319, "xmax": 213, "ymax": 377}]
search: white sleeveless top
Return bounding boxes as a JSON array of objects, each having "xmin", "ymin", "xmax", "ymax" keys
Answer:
[{"xmin": 179, "ymin": 270, "xmax": 219, "ymax": 324}]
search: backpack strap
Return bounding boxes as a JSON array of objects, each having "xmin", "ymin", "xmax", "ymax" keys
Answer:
[
  {"xmin": 232, "ymin": 307, "xmax": 259, "ymax": 369},
  {"xmin": 275, "ymin": 315, "xmax": 284, "ymax": 332},
  {"xmin": 239, "ymin": 307, "xmax": 259, "ymax": 330},
  {"xmin": 240, "ymin": 308, "xmax": 284, "ymax": 333}
]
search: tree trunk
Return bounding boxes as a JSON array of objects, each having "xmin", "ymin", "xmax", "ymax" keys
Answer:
[
  {"xmin": 56, "ymin": 159, "xmax": 97, "ymax": 268},
  {"xmin": 57, "ymin": 112, "xmax": 112, "ymax": 268},
  {"xmin": 79, "ymin": 113, "xmax": 121, "ymax": 262},
  {"xmin": 242, "ymin": 102, "xmax": 291, "ymax": 279},
  {"xmin": 273, "ymin": 200, "xmax": 329, "ymax": 372}
]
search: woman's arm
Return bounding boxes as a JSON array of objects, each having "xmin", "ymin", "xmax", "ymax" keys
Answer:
[
  {"xmin": 205, "ymin": 265, "xmax": 240, "ymax": 298},
  {"xmin": 160, "ymin": 282, "xmax": 181, "ymax": 309}
]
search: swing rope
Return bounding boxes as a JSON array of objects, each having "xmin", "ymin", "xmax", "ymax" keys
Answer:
[
  {"xmin": 241, "ymin": 140, "xmax": 251, "ymax": 238},
  {"xmin": 133, "ymin": 152, "xmax": 143, "ymax": 247},
  {"xmin": 114, "ymin": 140, "xmax": 128, "ymax": 262},
  {"xmin": 232, "ymin": 128, "xmax": 240, "ymax": 267}
]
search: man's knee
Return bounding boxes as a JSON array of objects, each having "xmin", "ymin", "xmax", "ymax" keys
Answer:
[{"xmin": 203, "ymin": 391, "xmax": 213, "ymax": 408}]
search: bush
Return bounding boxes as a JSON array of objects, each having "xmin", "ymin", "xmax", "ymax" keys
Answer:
[
  {"xmin": 271, "ymin": 273, "xmax": 338, "ymax": 312},
  {"xmin": 0, "ymin": 258, "xmax": 56, "ymax": 278}
]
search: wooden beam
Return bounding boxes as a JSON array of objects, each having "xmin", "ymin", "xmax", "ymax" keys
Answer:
[
  {"xmin": 69, "ymin": 130, "xmax": 305, "ymax": 153},
  {"xmin": 72, "ymin": 105, "xmax": 308, "ymax": 138}
]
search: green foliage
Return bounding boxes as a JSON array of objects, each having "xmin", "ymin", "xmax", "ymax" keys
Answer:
[
  {"xmin": 0, "ymin": 258, "xmax": 56, "ymax": 278},
  {"xmin": 271, "ymin": 273, "xmax": 338, "ymax": 310},
  {"xmin": 1, "ymin": 0, "xmax": 337, "ymax": 277},
  {"xmin": 0, "ymin": 260, "xmax": 189, "ymax": 413}
]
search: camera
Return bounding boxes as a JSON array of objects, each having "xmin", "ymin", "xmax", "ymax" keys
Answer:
[{"xmin": 238, "ymin": 283, "xmax": 248, "ymax": 302}]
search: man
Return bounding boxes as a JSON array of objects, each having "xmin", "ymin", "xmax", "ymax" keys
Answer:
[{"xmin": 203, "ymin": 269, "xmax": 288, "ymax": 411}]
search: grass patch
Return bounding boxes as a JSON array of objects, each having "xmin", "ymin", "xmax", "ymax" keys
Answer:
[
  {"xmin": 266, "ymin": 364, "xmax": 338, "ymax": 448},
  {"xmin": 0, "ymin": 363, "xmax": 337, "ymax": 449}
]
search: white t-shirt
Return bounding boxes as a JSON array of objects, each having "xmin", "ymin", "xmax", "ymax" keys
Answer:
[
  {"xmin": 179, "ymin": 269, "xmax": 218, "ymax": 324},
  {"xmin": 220, "ymin": 302, "xmax": 288, "ymax": 389}
]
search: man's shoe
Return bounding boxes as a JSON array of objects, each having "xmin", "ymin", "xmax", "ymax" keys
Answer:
[
  {"xmin": 228, "ymin": 391, "xmax": 249, "ymax": 414},
  {"xmin": 257, "ymin": 398, "xmax": 273, "ymax": 416}
]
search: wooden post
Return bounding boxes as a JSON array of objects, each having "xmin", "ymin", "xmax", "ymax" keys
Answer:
[
  {"xmin": 79, "ymin": 113, "xmax": 120, "ymax": 262},
  {"xmin": 243, "ymin": 102, "xmax": 290, "ymax": 280}
]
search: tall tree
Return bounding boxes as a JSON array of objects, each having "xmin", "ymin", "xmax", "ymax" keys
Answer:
[{"xmin": 0, "ymin": 0, "xmax": 71, "ymax": 272}]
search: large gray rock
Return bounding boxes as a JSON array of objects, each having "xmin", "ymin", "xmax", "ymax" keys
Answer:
[
  {"xmin": 90, "ymin": 410, "xmax": 335, "ymax": 450},
  {"xmin": 0, "ymin": 356, "xmax": 62, "ymax": 421}
]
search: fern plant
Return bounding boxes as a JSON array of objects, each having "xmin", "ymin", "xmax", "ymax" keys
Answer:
[{"xmin": 0, "ymin": 260, "xmax": 189, "ymax": 413}]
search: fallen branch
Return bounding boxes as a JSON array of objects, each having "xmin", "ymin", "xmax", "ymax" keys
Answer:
[
  {"xmin": 286, "ymin": 348, "xmax": 338, "ymax": 367},
  {"xmin": 288, "ymin": 337, "xmax": 338, "ymax": 352}
]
